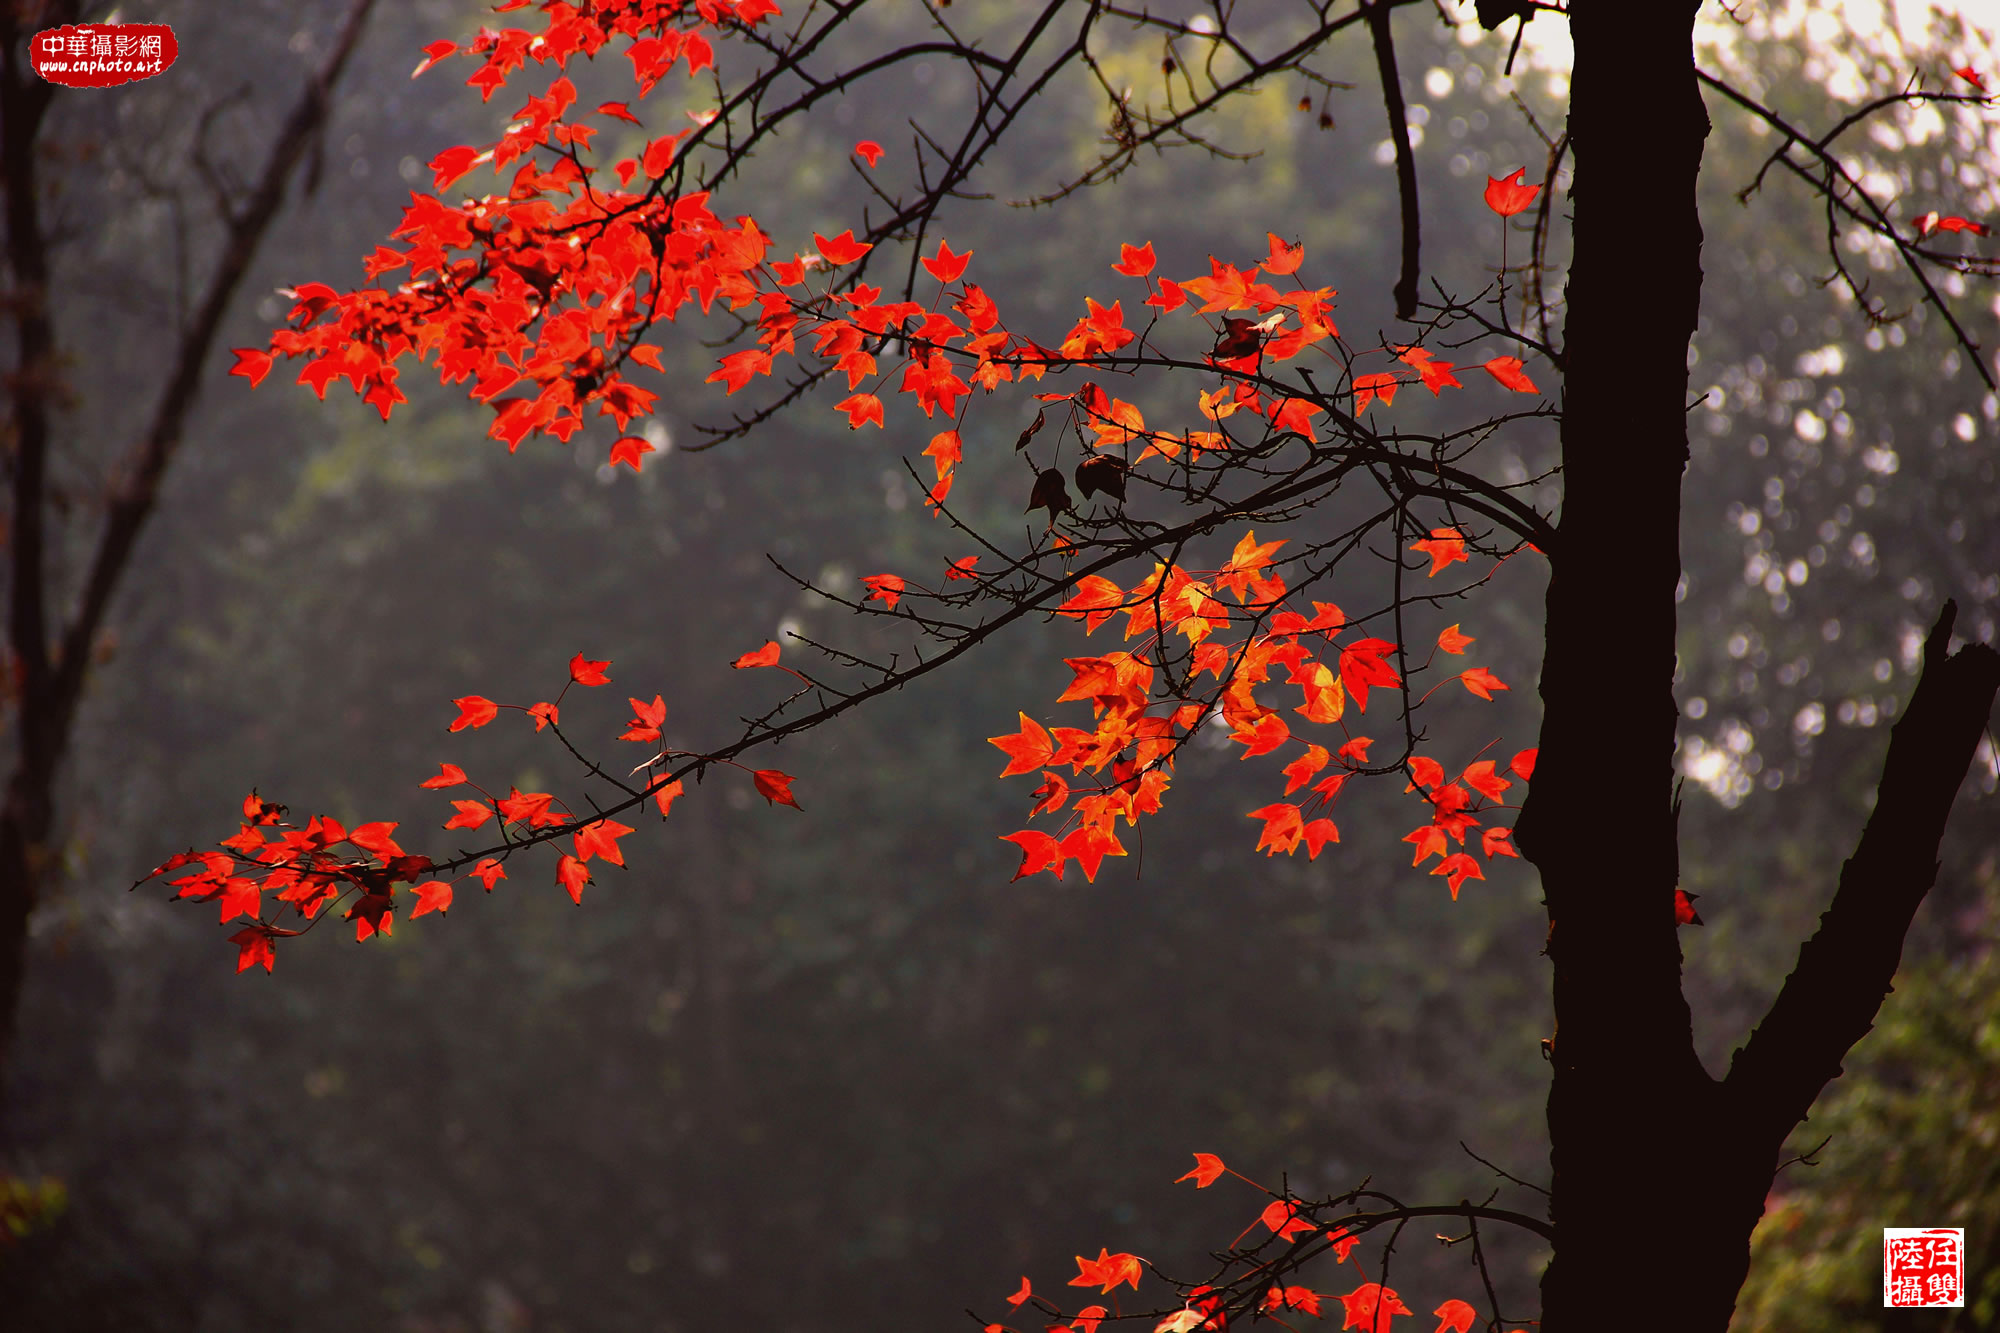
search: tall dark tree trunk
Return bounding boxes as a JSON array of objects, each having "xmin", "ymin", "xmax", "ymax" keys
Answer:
[
  {"xmin": 1521, "ymin": 6, "xmax": 2000, "ymax": 1330},
  {"xmin": 0, "ymin": 0, "xmax": 377, "ymax": 1086}
]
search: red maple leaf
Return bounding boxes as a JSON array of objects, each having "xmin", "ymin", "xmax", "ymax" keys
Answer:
[
  {"xmin": 1510, "ymin": 747, "xmax": 1538, "ymax": 780},
  {"xmin": 862, "ymin": 573, "xmax": 906, "ymax": 609},
  {"xmin": 922, "ymin": 239, "xmax": 972, "ymax": 284},
  {"xmin": 1069, "ymin": 1249, "xmax": 1143, "ymax": 1294},
  {"xmin": 853, "ymin": 139, "xmax": 885, "ymax": 166},
  {"xmin": 834, "ymin": 392, "xmax": 885, "ymax": 429},
  {"xmin": 556, "ymin": 854, "xmax": 591, "ymax": 904},
  {"xmin": 622, "ymin": 695, "xmax": 666, "ymax": 742},
  {"xmin": 1005, "ymin": 1277, "xmax": 1032, "ymax": 1308},
  {"xmin": 1338, "ymin": 1283, "xmax": 1412, "ymax": 1332},
  {"xmin": 1111, "ymin": 241, "xmax": 1155, "ymax": 277},
  {"xmin": 1175, "ymin": 1153, "xmax": 1226, "ymax": 1188},
  {"xmin": 470, "ymin": 859, "xmax": 506, "ymax": 891},
  {"xmin": 444, "ymin": 800, "xmax": 493, "ymax": 831},
  {"xmin": 230, "ymin": 926, "xmax": 277, "ymax": 975},
  {"xmin": 420, "ymin": 763, "xmax": 468, "ymax": 789},
  {"xmin": 448, "ymin": 696, "xmax": 498, "ymax": 731},
  {"xmin": 1261, "ymin": 1199, "xmax": 1318, "ymax": 1242},
  {"xmin": 410, "ymin": 880, "xmax": 454, "ymax": 918},
  {"xmin": 733, "ymin": 641, "xmax": 781, "ymax": 669},
  {"xmin": 813, "ymin": 229, "xmax": 872, "ymax": 265},
  {"xmin": 608, "ymin": 436, "xmax": 656, "ymax": 471},
  {"xmin": 1675, "ymin": 888, "xmax": 1704, "ymax": 926},
  {"xmin": 1483, "ymin": 168, "xmax": 1541, "ymax": 217},
  {"xmin": 753, "ymin": 769, "xmax": 801, "ymax": 809},
  {"xmin": 574, "ymin": 818, "xmax": 636, "ymax": 866},
  {"xmin": 1432, "ymin": 1299, "xmax": 1476, "ymax": 1333},
  {"xmin": 1432, "ymin": 852, "xmax": 1484, "ymax": 900},
  {"xmin": 999, "ymin": 829, "xmax": 1063, "ymax": 880}
]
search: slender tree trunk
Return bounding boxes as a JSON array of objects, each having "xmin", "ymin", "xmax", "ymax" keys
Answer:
[
  {"xmin": 1521, "ymin": 6, "xmax": 2000, "ymax": 1330},
  {"xmin": 0, "ymin": 0, "xmax": 376, "ymax": 1085}
]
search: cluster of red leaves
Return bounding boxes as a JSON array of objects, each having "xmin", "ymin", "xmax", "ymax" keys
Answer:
[
  {"xmin": 984, "ymin": 525, "xmax": 1531, "ymax": 898},
  {"xmin": 140, "ymin": 649, "xmax": 795, "ymax": 974},
  {"xmin": 229, "ymin": 1, "xmax": 787, "ymax": 457},
  {"xmin": 982, "ymin": 1152, "xmax": 1482, "ymax": 1333}
]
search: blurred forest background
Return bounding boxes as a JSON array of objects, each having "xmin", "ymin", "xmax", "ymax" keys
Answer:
[{"xmin": 1, "ymin": 2, "xmax": 1996, "ymax": 1330}]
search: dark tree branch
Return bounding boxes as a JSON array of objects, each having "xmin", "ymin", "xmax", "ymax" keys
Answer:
[
  {"xmin": 1724, "ymin": 600, "xmax": 2000, "ymax": 1145},
  {"xmin": 1366, "ymin": 0, "xmax": 1422, "ymax": 320}
]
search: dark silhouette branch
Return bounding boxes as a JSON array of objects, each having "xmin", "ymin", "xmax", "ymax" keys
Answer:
[
  {"xmin": 1724, "ymin": 600, "xmax": 2000, "ymax": 1145},
  {"xmin": 1366, "ymin": 0, "xmax": 1423, "ymax": 320}
]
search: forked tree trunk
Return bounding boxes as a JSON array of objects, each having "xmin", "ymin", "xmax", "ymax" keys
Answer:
[
  {"xmin": 1519, "ymin": 5, "xmax": 2000, "ymax": 1330},
  {"xmin": 0, "ymin": 0, "xmax": 376, "ymax": 1088}
]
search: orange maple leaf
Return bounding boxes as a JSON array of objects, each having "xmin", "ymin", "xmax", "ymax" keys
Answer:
[
  {"xmin": 1263, "ymin": 231, "xmax": 1305, "ymax": 275},
  {"xmin": 420, "ymin": 763, "xmax": 468, "ymax": 789},
  {"xmin": 1459, "ymin": 666, "xmax": 1509, "ymax": 700},
  {"xmin": 1353, "ymin": 372, "xmax": 1400, "ymax": 411},
  {"xmin": 733, "ymin": 641, "xmax": 781, "ymax": 669},
  {"xmin": 1483, "ymin": 356, "xmax": 1539, "ymax": 393},
  {"xmin": 1461, "ymin": 760, "xmax": 1512, "ymax": 801},
  {"xmin": 1409, "ymin": 527, "xmax": 1468, "ymax": 577},
  {"xmin": 1481, "ymin": 826, "xmax": 1518, "ymax": 859},
  {"xmin": 990, "ymin": 713, "xmax": 1056, "ymax": 777},
  {"xmin": 1404, "ymin": 824, "xmax": 1447, "ymax": 866},
  {"xmin": 1436, "ymin": 624, "xmax": 1474, "ymax": 654},
  {"xmin": 1249, "ymin": 803, "xmax": 1306, "ymax": 856},
  {"xmin": 924, "ymin": 428, "xmax": 962, "ymax": 478}
]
